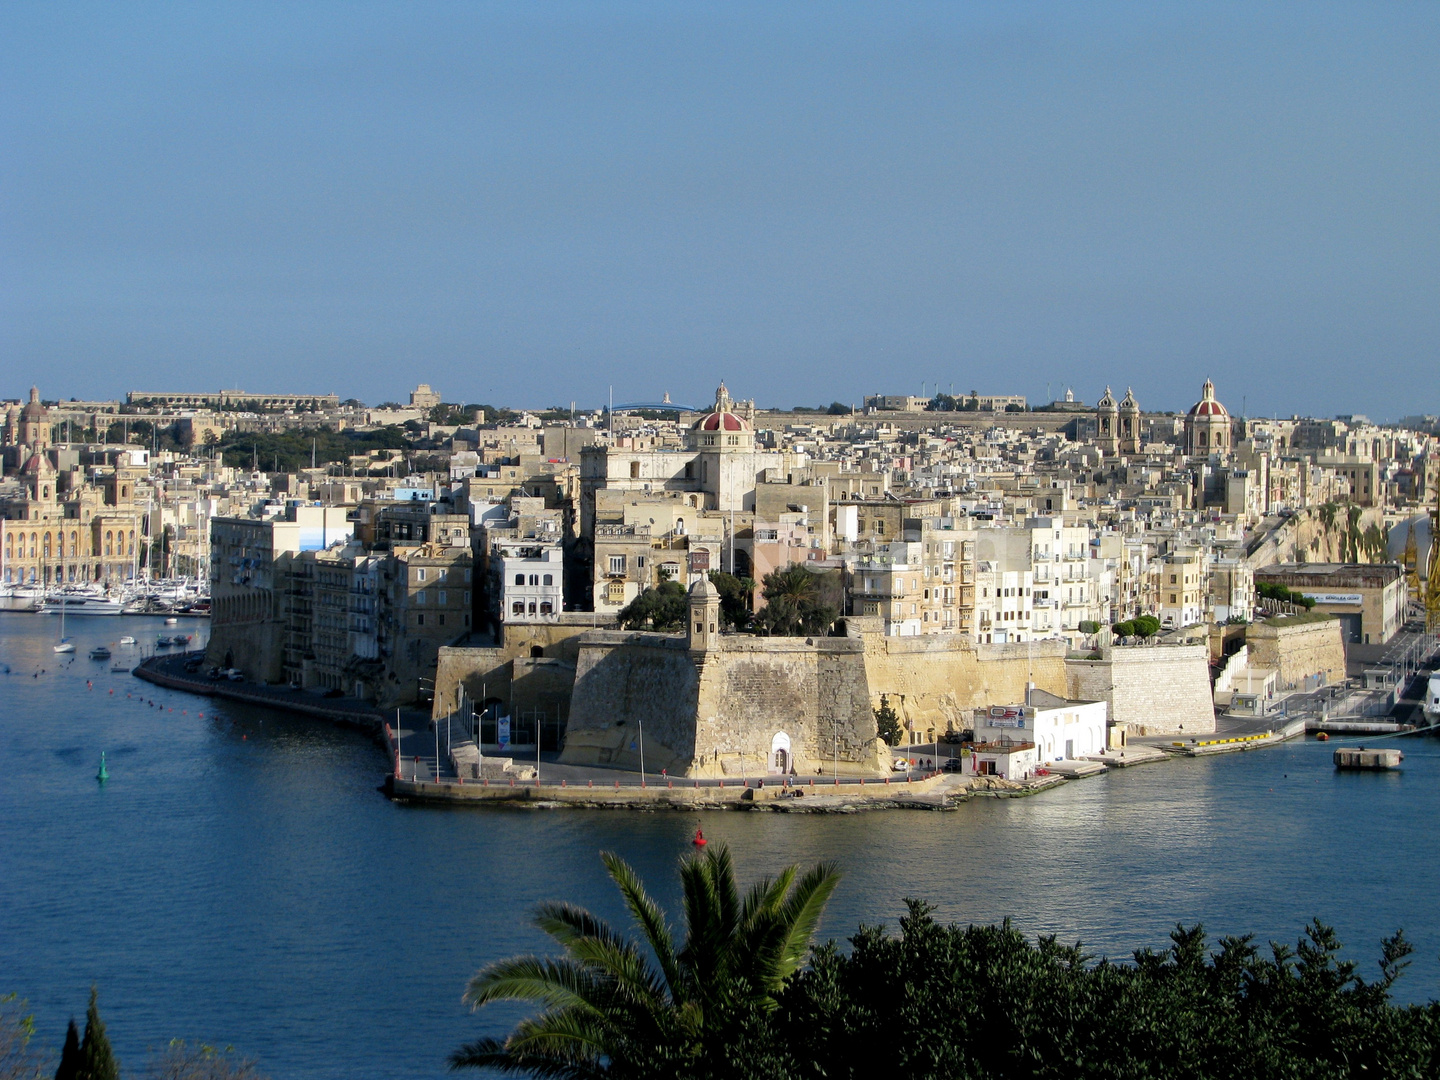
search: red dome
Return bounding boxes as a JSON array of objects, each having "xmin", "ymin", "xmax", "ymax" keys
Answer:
[
  {"xmin": 1189, "ymin": 400, "xmax": 1228, "ymax": 417},
  {"xmin": 694, "ymin": 411, "xmax": 747, "ymax": 432}
]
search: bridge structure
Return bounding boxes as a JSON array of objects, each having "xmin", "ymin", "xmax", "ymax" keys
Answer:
[{"xmin": 609, "ymin": 401, "xmax": 702, "ymax": 413}]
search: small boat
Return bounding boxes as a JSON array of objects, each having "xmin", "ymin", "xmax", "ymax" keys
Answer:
[
  {"xmin": 156, "ymin": 636, "xmax": 173, "ymax": 647},
  {"xmin": 54, "ymin": 639, "xmax": 76, "ymax": 654},
  {"xmin": 89, "ymin": 646, "xmax": 112, "ymax": 660},
  {"xmin": 119, "ymin": 636, "xmax": 136, "ymax": 646},
  {"xmin": 164, "ymin": 617, "xmax": 178, "ymax": 625},
  {"xmin": 39, "ymin": 595, "xmax": 125, "ymax": 616},
  {"xmin": 173, "ymin": 634, "xmax": 191, "ymax": 645},
  {"xmin": 110, "ymin": 663, "xmax": 130, "ymax": 673}
]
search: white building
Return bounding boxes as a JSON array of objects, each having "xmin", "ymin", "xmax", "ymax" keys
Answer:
[
  {"xmin": 973, "ymin": 689, "xmax": 1108, "ymax": 764},
  {"xmin": 492, "ymin": 542, "xmax": 564, "ymax": 624}
]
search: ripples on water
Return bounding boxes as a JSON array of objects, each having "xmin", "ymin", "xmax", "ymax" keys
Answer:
[{"xmin": 1, "ymin": 615, "xmax": 1436, "ymax": 1079}]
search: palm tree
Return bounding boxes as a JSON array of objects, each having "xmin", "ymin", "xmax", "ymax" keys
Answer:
[
  {"xmin": 451, "ymin": 844, "xmax": 839, "ymax": 1078},
  {"xmin": 1318, "ymin": 502, "xmax": 1338, "ymax": 559}
]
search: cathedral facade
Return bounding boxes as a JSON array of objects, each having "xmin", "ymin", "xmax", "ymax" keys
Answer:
[{"xmin": 1, "ymin": 388, "xmax": 145, "ymax": 587}]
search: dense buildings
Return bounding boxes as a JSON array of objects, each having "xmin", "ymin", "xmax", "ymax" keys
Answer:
[{"xmin": 5, "ymin": 375, "xmax": 1432, "ymax": 742}]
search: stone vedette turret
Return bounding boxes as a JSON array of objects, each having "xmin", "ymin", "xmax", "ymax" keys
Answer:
[{"xmin": 687, "ymin": 575, "xmax": 721, "ymax": 657}]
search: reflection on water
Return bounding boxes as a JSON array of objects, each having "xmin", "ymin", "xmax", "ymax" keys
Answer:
[{"xmin": 1, "ymin": 614, "xmax": 1437, "ymax": 1080}]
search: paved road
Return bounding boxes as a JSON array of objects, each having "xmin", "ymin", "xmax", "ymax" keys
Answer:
[{"xmin": 390, "ymin": 718, "xmax": 941, "ymax": 788}]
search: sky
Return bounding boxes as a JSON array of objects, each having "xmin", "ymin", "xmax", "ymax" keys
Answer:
[{"xmin": 2, "ymin": 2, "xmax": 1437, "ymax": 419}]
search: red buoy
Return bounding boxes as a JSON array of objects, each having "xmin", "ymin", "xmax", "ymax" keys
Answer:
[
  {"xmin": 693, "ymin": 828, "xmax": 707, "ymax": 847},
  {"xmin": 1317, "ymin": 732, "xmax": 1329, "ymax": 742}
]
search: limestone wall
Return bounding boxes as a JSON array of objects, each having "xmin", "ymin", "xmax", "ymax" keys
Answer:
[
  {"xmin": 692, "ymin": 637, "xmax": 882, "ymax": 778},
  {"xmin": 861, "ymin": 634, "xmax": 1068, "ymax": 739},
  {"xmin": 561, "ymin": 631, "xmax": 886, "ymax": 778},
  {"xmin": 1246, "ymin": 616, "xmax": 1346, "ymax": 690},
  {"xmin": 561, "ymin": 634, "xmax": 701, "ymax": 773},
  {"xmin": 205, "ymin": 618, "xmax": 284, "ymax": 685},
  {"xmin": 1066, "ymin": 645, "xmax": 1215, "ymax": 736}
]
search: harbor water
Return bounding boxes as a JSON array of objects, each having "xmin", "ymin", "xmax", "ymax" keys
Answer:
[{"xmin": 2, "ymin": 613, "xmax": 1437, "ymax": 1079}]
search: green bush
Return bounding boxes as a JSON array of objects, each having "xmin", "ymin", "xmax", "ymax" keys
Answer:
[{"xmin": 874, "ymin": 697, "xmax": 902, "ymax": 746}]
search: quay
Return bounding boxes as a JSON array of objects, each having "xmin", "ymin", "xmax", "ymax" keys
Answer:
[
  {"xmin": 134, "ymin": 653, "xmax": 386, "ymax": 735},
  {"xmin": 386, "ymin": 770, "xmax": 967, "ymax": 811},
  {"xmin": 1306, "ymin": 718, "xmax": 1413, "ymax": 735},
  {"xmin": 1158, "ymin": 719, "xmax": 1306, "ymax": 757}
]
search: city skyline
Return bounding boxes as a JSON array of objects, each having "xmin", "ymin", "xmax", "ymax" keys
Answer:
[{"xmin": 4, "ymin": 3, "xmax": 1439, "ymax": 420}]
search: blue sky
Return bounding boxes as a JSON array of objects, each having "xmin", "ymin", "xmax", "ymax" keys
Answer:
[{"xmin": 2, "ymin": 2, "xmax": 1437, "ymax": 418}]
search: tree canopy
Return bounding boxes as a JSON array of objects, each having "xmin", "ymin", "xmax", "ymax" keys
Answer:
[
  {"xmin": 753, "ymin": 565, "xmax": 839, "ymax": 637},
  {"xmin": 616, "ymin": 580, "xmax": 688, "ymax": 632},
  {"xmin": 452, "ymin": 844, "xmax": 840, "ymax": 1079}
]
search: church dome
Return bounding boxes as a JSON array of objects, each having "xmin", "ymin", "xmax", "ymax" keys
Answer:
[
  {"xmin": 19, "ymin": 386, "xmax": 47, "ymax": 422},
  {"xmin": 1188, "ymin": 379, "xmax": 1228, "ymax": 418},
  {"xmin": 20, "ymin": 450, "xmax": 54, "ymax": 477},
  {"xmin": 1097, "ymin": 386, "xmax": 1117, "ymax": 410},
  {"xmin": 690, "ymin": 382, "xmax": 751, "ymax": 433},
  {"xmin": 693, "ymin": 410, "xmax": 748, "ymax": 432}
]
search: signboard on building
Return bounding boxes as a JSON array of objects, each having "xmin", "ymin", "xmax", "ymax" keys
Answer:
[
  {"xmin": 497, "ymin": 717, "xmax": 510, "ymax": 750},
  {"xmin": 1304, "ymin": 593, "xmax": 1363, "ymax": 606},
  {"xmin": 987, "ymin": 705, "xmax": 1027, "ymax": 728},
  {"xmin": 689, "ymin": 550, "xmax": 711, "ymax": 573}
]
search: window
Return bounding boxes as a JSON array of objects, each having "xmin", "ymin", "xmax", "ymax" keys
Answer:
[
  {"xmin": 540, "ymin": 601, "xmax": 553, "ymax": 615},
  {"xmin": 464, "ymin": 569, "xmax": 472, "ymax": 582},
  {"xmin": 607, "ymin": 580, "xmax": 625, "ymax": 603},
  {"xmin": 415, "ymin": 590, "xmax": 425, "ymax": 604},
  {"xmin": 417, "ymin": 613, "xmax": 425, "ymax": 626},
  {"xmin": 438, "ymin": 590, "xmax": 446, "ymax": 604},
  {"xmin": 528, "ymin": 602, "xmax": 537, "ymax": 614},
  {"xmin": 542, "ymin": 574, "xmax": 553, "ymax": 586},
  {"xmin": 528, "ymin": 575, "xmax": 538, "ymax": 586},
  {"xmin": 416, "ymin": 568, "xmax": 426, "ymax": 581},
  {"xmin": 513, "ymin": 602, "xmax": 524, "ymax": 615},
  {"xmin": 609, "ymin": 555, "xmax": 626, "ymax": 575},
  {"xmin": 515, "ymin": 574, "xmax": 525, "ymax": 586},
  {"xmin": 630, "ymin": 461, "xmax": 640, "ymax": 479},
  {"xmin": 438, "ymin": 613, "xmax": 445, "ymax": 626}
]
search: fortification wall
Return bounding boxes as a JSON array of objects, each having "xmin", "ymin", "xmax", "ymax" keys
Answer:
[
  {"xmin": 560, "ymin": 634, "xmax": 701, "ymax": 773},
  {"xmin": 1066, "ymin": 644, "xmax": 1215, "ymax": 736},
  {"xmin": 691, "ymin": 637, "xmax": 881, "ymax": 778},
  {"xmin": 561, "ymin": 632, "xmax": 885, "ymax": 778},
  {"xmin": 1247, "ymin": 616, "xmax": 1346, "ymax": 689},
  {"xmin": 860, "ymin": 634, "xmax": 1068, "ymax": 738}
]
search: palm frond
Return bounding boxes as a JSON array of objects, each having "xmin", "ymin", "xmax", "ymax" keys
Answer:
[
  {"xmin": 535, "ymin": 902, "xmax": 625, "ymax": 951},
  {"xmin": 772, "ymin": 861, "xmax": 842, "ymax": 981},
  {"xmin": 463, "ymin": 956, "xmax": 606, "ymax": 1014},
  {"xmin": 565, "ymin": 934, "xmax": 669, "ymax": 1011},
  {"xmin": 449, "ymin": 1030, "xmax": 608, "ymax": 1080},
  {"xmin": 601, "ymin": 850, "xmax": 684, "ymax": 996},
  {"xmin": 739, "ymin": 866, "xmax": 795, "ymax": 930}
]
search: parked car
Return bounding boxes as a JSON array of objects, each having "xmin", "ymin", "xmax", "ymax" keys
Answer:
[
  {"xmin": 942, "ymin": 758, "xmax": 965, "ymax": 772},
  {"xmin": 891, "ymin": 757, "xmax": 910, "ymax": 772},
  {"xmin": 224, "ymin": 669, "xmax": 244, "ymax": 682}
]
